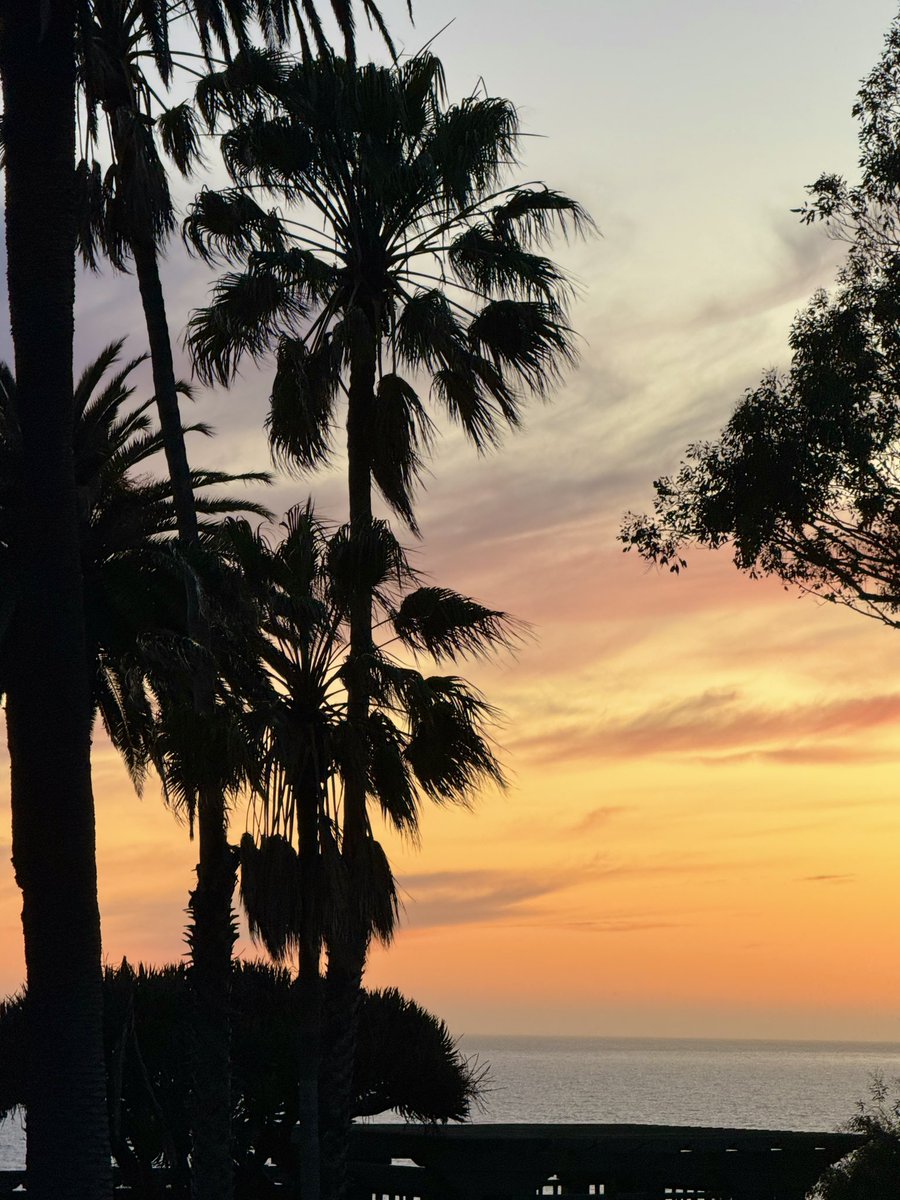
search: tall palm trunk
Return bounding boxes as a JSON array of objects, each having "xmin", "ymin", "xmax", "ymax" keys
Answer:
[
  {"xmin": 130, "ymin": 237, "xmax": 201, "ymax": 543},
  {"xmin": 186, "ymin": 800, "xmax": 237, "ymax": 1200},
  {"xmin": 0, "ymin": 3, "xmax": 113, "ymax": 1197},
  {"xmin": 131, "ymin": 224, "xmax": 236, "ymax": 1200},
  {"xmin": 295, "ymin": 787, "xmax": 322, "ymax": 1200},
  {"xmin": 320, "ymin": 315, "xmax": 378, "ymax": 1200},
  {"xmin": 295, "ymin": 935, "xmax": 321, "ymax": 1200}
]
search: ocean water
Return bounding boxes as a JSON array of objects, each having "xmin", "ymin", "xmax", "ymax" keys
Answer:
[
  {"xmin": 453, "ymin": 1036, "xmax": 900, "ymax": 1131},
  {"xmin": 2, "ymin": 1036, "xmax": 899, "ymax": 1169}
]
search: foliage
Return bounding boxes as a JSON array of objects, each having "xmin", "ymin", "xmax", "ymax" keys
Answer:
[
  {"xmin": 0, "ymin": 341, "xmax": 267, "ymax": 765},
  {"xmin": 355, "ymin": 986, "xmax": 488, "ymax": 1122},
  {"xmin": 808, "ymin": 1075, "xmax": 900, "ymax": 1199},
  {"xmin": 225, "ymin": 504, "xmax": 518, "ymax": 957},
  {"xmin": 0, "ymin": 961, "xmax": 487, "ymax": 1187},
  {"xmin": 74, "ymin": 0, "xmax": 406, "ymax": 273},
  {"xmin": 185, "ymin": 50, "xmax": 590, "ymax": 531},
  {"xmin": 620, "ymin": 18, "xmax": 900, "ymax": 628}
]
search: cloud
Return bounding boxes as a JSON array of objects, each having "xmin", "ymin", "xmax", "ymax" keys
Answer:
[
  {"xmin": 559, "ymin": 916, "xmax": 686, "ymax": 934},
  {"xmin": 397, "ymin": 866, "xmax": 573, "ymax": 930},
  {"xmin": 510, "ymin": 689, "xmax": 900, "ymax": 765},
  {"xmin": 572, "ymin": 805, "xmax": 629, "ymax": 833},
  {"xmin": 397, "ymin": 857, "xmax": 734, "ymax": 932},
  {"xmin": 799, "ymin": 874, "xmax": 856, "ymax": 885},
  {"xmin": 689, "ymin": 214, "xmax": 844, "ymax": 335}
]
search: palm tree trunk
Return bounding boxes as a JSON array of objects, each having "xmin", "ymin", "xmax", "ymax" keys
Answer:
[
  {"xmin": 295, "ymin": 781, "xmax": 323, "ymax": 1200},
  {"xmin": 295, "ymin": 935, "xmax": 322, "ymax": 1200},
  {"xmin": 130, "ymin": 237, "xmax": 201, "ymax": 544},
  {"xmin": 130, "ymin": 232, "xmax": 236, "ymax": 1200},
  {"xmin": 0, "ymin": 4, "xmax": 113, "ymax": 1197},
  {"xmin": 320, "ymin": 317, "xmax": 378, "ymax": 1200},
  {"xmin": 319, "ymin": 943, "xmax": 364, "ymax": 1200},
  {"xmin": 186, "ymin": 800, "xmax": 237, "ymax": 1200}
]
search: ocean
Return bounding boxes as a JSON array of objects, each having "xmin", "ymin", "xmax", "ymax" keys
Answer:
[{"xmin": 2, "ymin": 1036, "xmax": 899, "ymax": 1169}]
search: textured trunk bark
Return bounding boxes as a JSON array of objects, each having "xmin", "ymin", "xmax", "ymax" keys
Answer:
[
  {"xmin": 186, "ymin": 799, "xmax": 237, "ymax": 1200},
  {"xmin": 319, "ymin": 941, "xmax": 365, "ymax": 1200},
  {"xmin": 320, "ymin": 319, "xmax": 378, "ymax": 1200},
  {"xmin": 295, "ymin": 779, "xmax": 323, "ymax": 1200},
  {"xmin": 294, "ymin": 938, "xmax": 322, "ymax": 1200},
  {"xmin": 130, "ymin": 236, "xmax": 201, "ymax": 546},
  {"xmin": 130, "ymin": 211, "xmax": 235, "ymax": 1200},
  {"xmin": 0, "ymin": 3, "xmax": 113, "ymax": 1197}
]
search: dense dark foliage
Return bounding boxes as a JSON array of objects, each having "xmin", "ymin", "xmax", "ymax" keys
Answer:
[
  {"xmin": 0, "ymin": 961, "xmax": 486, "ymax": 1196},
  {"xmin": 809, "ymin": 1076, "xmax": 900, "ymax": 1199},
  {"xmin": 621, "ymin": 13, "xmax": 900, "ymax": 630}
]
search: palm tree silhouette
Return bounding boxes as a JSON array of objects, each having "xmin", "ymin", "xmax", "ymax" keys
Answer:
[
  {"xmin": 0, "ymin": 332, "xmax": 265, "ymax": 1200},
  {"xmin": 224, "ymin": 503, "xmax": 513, "ymax": 1199},
  {"xmin": 69, "ymin": 7, "xmax": 403, "ymax": 1197},
  {"xmin": 185, "ymin": 49, "xmax": 589, "ymax": 1198},
  {"xmin": 0, "ymin": 339, "xmax": 267, "ymax": 767}
]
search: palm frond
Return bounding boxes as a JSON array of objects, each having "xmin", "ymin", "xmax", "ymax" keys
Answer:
[
  {"xmin": 469, "ymin": 299, "xmax": 577, "ymax": 394},
  {"xmin": 195, "ymin": 47, "xmax": 290, "ymax": 129},
  {"xmin": 186, "ymin": 265, "xmax": 307, "ymax": 385},
  {"xmin": 348, "ymin": 837, "xmax": 399, "ymax": 944},
  {"xmin": 183, "ymin": 187, "xmax": 289, "ymax": 265},
  {"xmin": 404, "ymin": 675, "xmax": 505, "ymax": 803},
  {"xmin": 491, "ymin": 187, "xmax": 596, "ymax": 244},
  {"xmin": 392, "ymin": 586, "xmax": 522, "ymax": 661},
  {"xmin": 370, "ymin": 374, "xmax": 433, "ymax": 532},
  {"xmin": 267, "ymin": 334, "xmax": 342, "ymax": 471},
  {"xmin": 239, "ymin": 832, "xmax": 303, "ymax": 961},
  {"xmin": 449, "ymin": 224, "xmax": 571, "ymax": 301},
  {"xmin": 366, "ymin": 711, "xmax": 419, "ymax": 837},
  {"xmin": 395, "ymin": 289, "xmax": 469, "ymax": 372},
  {"xmin": 221, "ymin": 114, "xmax": 316, "ymax": 190},
  {"xmin": 430, "ymin": 364, "xmax": 520, "ymax": 451},
  {"xmin": 157, "ymin": 102, "xmax": 205, "ymax": 179},
  {"xmin": 326, "ymin": 520, "xmax": 410, "ymax": 611},
  {"xmin": 427, "ymin": 97, "xmax": 520, "ymax": 213}
]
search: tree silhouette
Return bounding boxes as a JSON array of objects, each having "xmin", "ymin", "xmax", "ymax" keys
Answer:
[
  {"xmin": 24, "ymin": 4, "xmax": 408, "ymax": 1195},
  {"xmin": 622, "ymin": 13, "xmax": 900, "ymax": 633},
  {"xmin": 0, "ymin": 961, "xmax": 487, "ymax": 1197},
  {"xmin": 221, "ymin": 504, "xmax": 513, "ymax": 1199},
  {"xmin": 810, "ymin": 1075, "xmax": 900, "ymax": 1200},
  {"xmin": 184, "ymin": 49, "xmax": 588, "ymax": 1198}
]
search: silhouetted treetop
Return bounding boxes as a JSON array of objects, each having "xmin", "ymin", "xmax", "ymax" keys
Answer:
[{"xmin": 622, "ymin": 12, "xmax": 900, "ymax": 630}]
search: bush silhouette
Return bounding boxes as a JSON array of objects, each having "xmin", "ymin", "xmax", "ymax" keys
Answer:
[{"xmin": 0, "ymin": 960, "xmax": 486, "ymax": 1195}]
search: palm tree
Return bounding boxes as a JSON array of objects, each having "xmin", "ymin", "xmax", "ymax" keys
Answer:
[
  {"xmin": 0, "ymin": 328, "xmax": 259, "ymax": 1200},
  {"xmin": 184, "ymin": 49, "xmax": 589, "ymax": 1198},
  {"xmin": 0, "ymin": 962, "xmax": 486, "ymax": 1195},
  {"xmin": 225, "ymin": 505, "xmax": 513, "ymax": 1198},
  {"xmin": 71, "ymin": 8, "xmax": 404, "ymax": 1197},
  {"xmin": 0, "ymin": 338, "xmax": 268, "ymax": 761},
  {"xmin": 0, "ymin": 337, "xmax": 271, "ymax": 1196},
  {"xmin": 0, "ymin": 5, "xmax": 113, "ymax": 1193}
]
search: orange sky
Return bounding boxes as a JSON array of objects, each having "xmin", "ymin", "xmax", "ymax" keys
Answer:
[{"xmin": 3, "ymin": 0, "xmax": 900, "ymax": 1039}]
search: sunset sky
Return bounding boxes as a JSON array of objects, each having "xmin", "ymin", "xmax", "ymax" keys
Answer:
[{"xmin": 4, "ymin": 0, "xmax": 900, "ymax": 1041}]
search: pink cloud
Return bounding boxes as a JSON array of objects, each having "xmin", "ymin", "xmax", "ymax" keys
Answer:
[{"xmin": 510, "ymin": 689, "xmax": 900, "ymax": 765}]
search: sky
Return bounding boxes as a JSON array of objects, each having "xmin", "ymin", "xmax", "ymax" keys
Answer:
[{"xmin": 4, "ymin": 0, "xmax": 900, "ymax": 1041}]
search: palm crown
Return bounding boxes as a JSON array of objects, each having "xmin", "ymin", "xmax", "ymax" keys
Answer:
[
  {"xmin": 0, "ymin": 339, "xmax": 268, "ymax": 786},
  {"xmin": 185, "ymin": 50, "xmax": 592, "ymax": 528},
  {"xmin": 229, "ymin": 504, "xmax": 516, "ymax": 958}
]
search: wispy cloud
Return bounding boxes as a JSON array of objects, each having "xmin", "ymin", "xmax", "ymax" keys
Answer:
[
  {"xmin": 510, "ymin": 689, "xmax": 900, "ymax": 766},
  {"xmin": 397, "ymin": 856, "xmax": 735, "ymax": 933}
]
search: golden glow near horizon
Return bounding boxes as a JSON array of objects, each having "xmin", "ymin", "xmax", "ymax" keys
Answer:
[{"xmin": 3, "ymin": 0, "xmax": 900, "ymax": 1039}]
